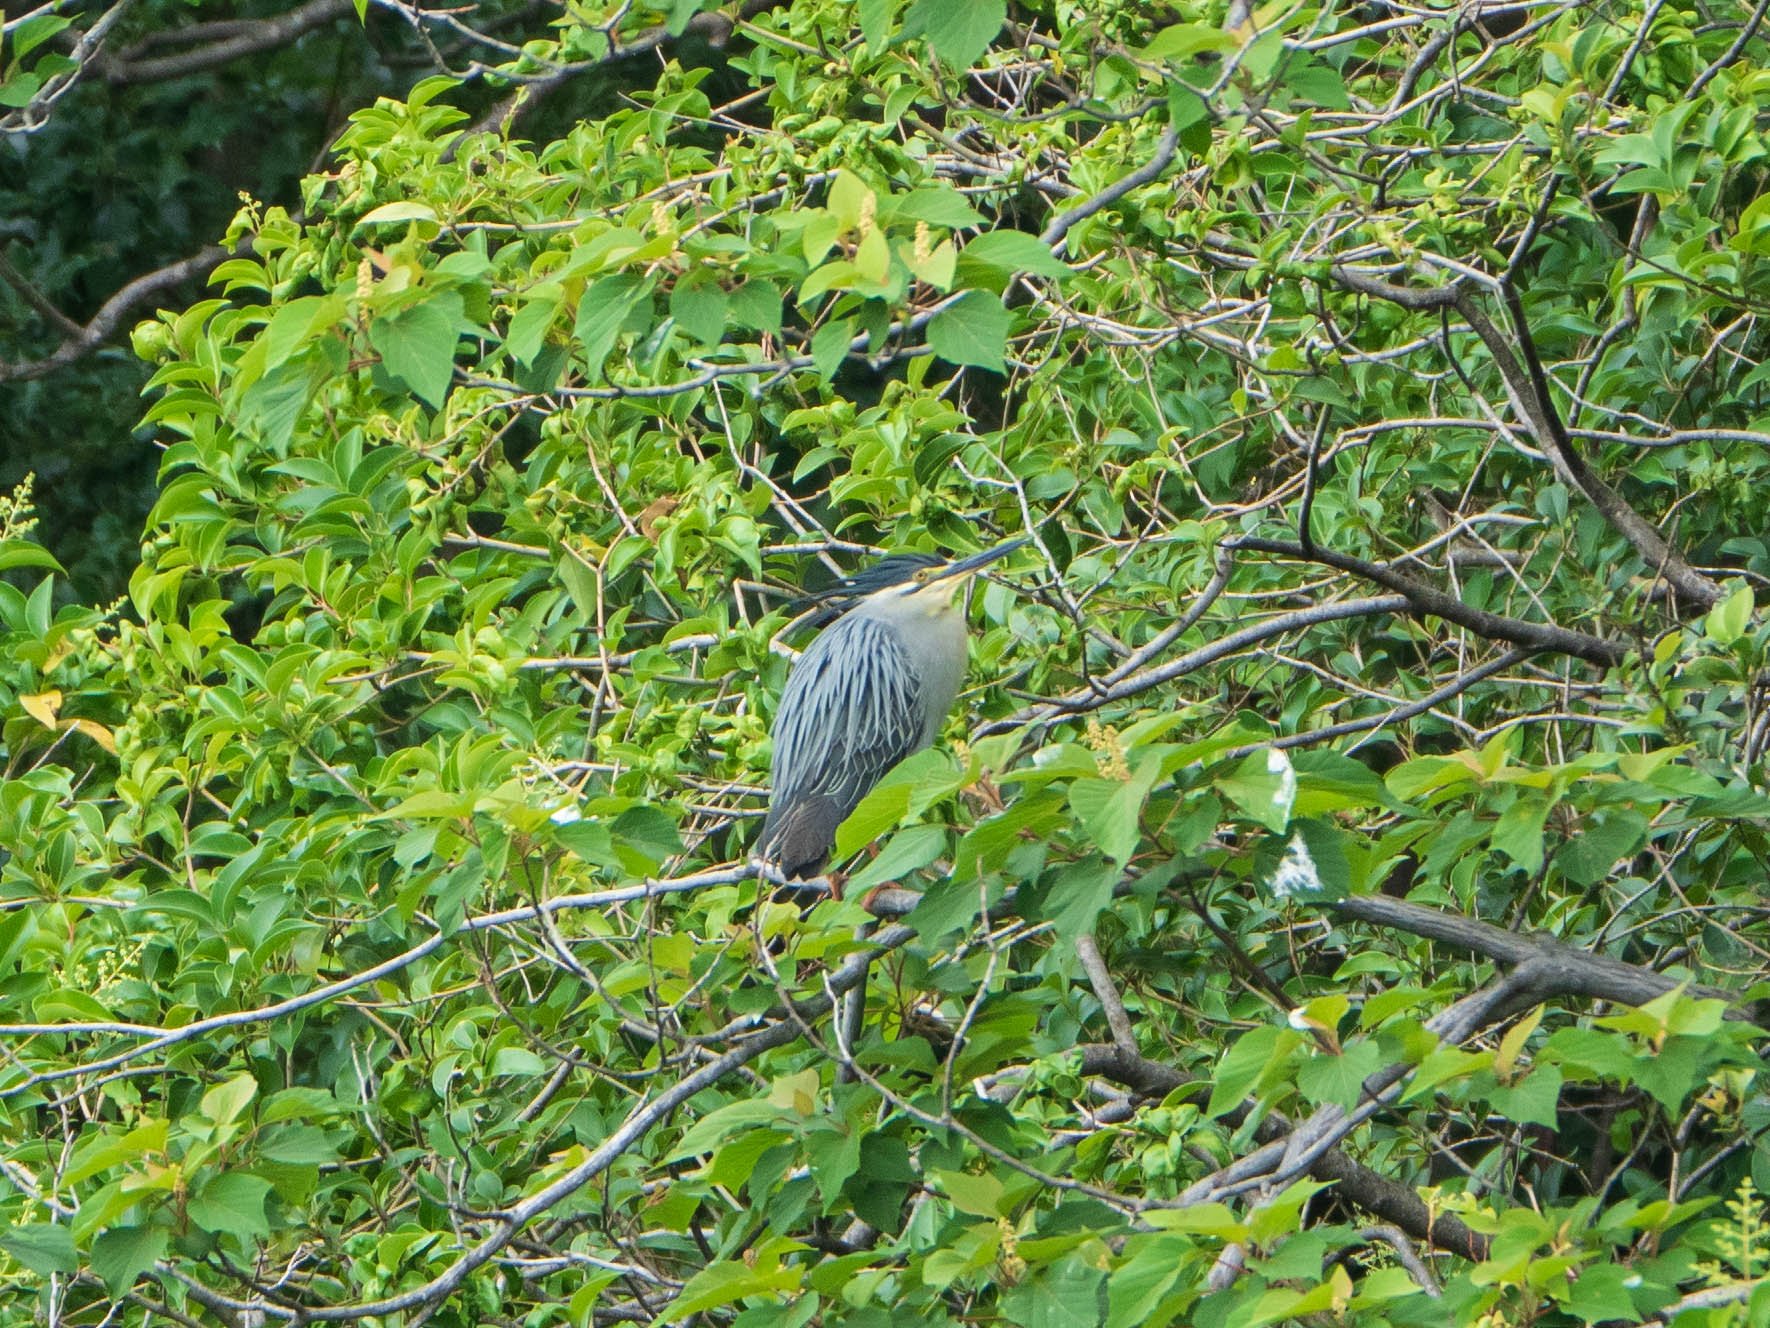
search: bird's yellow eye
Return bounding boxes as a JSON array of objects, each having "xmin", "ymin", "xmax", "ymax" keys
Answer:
[{"xmin": 913, "ymin": 569, "xmax": 932, "ymax": 584}]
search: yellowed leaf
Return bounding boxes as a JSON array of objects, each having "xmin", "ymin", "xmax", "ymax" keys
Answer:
[
  {"xmin": 1495, "ymin": 1004, "xmax": 1543, "ymax": 1084},
  {"xmin": 67, "ymin": 719, "xmax": 118, "ymax": 754},
  {"xmin": 21, "ymin": 691, "xmax": 61, "ymax": 729}
]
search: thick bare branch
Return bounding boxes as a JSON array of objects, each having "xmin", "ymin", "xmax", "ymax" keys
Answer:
[
  {"xmin": 1330, "ymin": 265, "xmax": 1725, "ymax": 608},
  {"xmin": 1226, "ymin": 535, "xmax": 1626, "ymax": 667},
  {"xmin": 1078, "ymin": 1042, "xmax": 1491, "ymax": 1259},
  {"xmin": 100, "ymin": 0, "xmax": 355, "ymax": 85},
  {"xmin": 978, "ymin": 594, "xmax": 1415, "ymax": 735},
  {"xmin": 1076, "ymin": 934, "xmax": 1137, "ymax": 1054},
  {"xmin": 1041, "ymin": 121, "xmax": 1181, "ymax": 252},
  {"xmin": 1327, "ymin": 894, "xmax": 1745, "ymax": 1011},
  {"xmin": 0, "ymin": 244, "xmax": 230, "ymax": 382}
]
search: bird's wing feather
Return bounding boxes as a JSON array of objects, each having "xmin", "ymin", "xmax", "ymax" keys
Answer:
[{"xmin": 759, "ymin": 612, "xmax": 925, "ymax": 872}]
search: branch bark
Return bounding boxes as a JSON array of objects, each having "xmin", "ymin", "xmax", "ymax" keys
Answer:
[
  {"xmin": 0, "ymin": 244, "xmax": 230, "ymax": 382},
  {"xmin": 1078, "ymin": 1042, "xmax": 1491, "ymax": 1259},
  {"xmin": 1327, "ymin": 893, "xmax": 1747, "ymax": 1012},
  {"xmin": 977, "ymin": 594, "xmax": 1415, "ymax": 736},
  {"xmin": 99, "ymin": 0, "xmax": 354, "ymax": 85},
  {"xmin": 1225, "ymin": 535, "xmax": 1626, "ymax": 667},
  {"xmin": 1041, "ymin": 120, "xmax": 1181, "ymax": 253},
  {"xmin": 1329, "ymin": 265, "xmax": 1725, "ymax": 609}
]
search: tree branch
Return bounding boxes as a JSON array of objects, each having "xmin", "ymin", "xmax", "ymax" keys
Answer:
[
  {"xmin": 1327, "ymin": 893, "xmax": 1746, "ymax": 1012},
  {"xmin": 978, "ymin": 594, "xmax": 1415, "ymax": 735},
  {"xmin": 0, "ymin": 0, "xmax": 136, "ymax": 134},
  {"xmin": 1076, "ymin": 934, "xmax": 1137, "ymax": 1054},
  {"xmin": 0, "ymin": 244, "xmax": 230, "ymax": 382},
  {"xmin": 1041, "ymin": 120, "xmax": 1181, "ymax": 252},
  {"xmin": 1222, "ymin": 648, "xmax": 1529, "ymax": 759},
  {"xmin": 1078, "ymin": 1042, "xmax": 1491, "ymax": 1259},
  {"xmin": 269, "ymin": 925, "xmax": 914, "ymax": 1322},
  {"xmin": 1225, "ymin": 535, "xmax": 1626, "ymax": 667},
  {"xmin": 99, "ymin": 0, "xmax": 355, "ymax": 85},
  {"xmin": 1471, "ymin": 286, "xmax": 1723, "ymax": 608},
  {"xmin": 1329, "ymin": 264, "xmax": 1725, "ymax": 609},
  {"xmin": 466, "ymin": 1, "xmax": 782, "ymax": 141}
]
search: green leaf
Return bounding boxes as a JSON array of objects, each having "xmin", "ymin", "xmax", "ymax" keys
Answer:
[
  {"xmin": 882, "ymin": 185, "xmax": 984, "ymax": 229},
  {"xmin": 670, "ymin": 1259, "xmax": 802, "ymax": 1318},
  {"xmin": 1245, "ymin": 1180, "xmax": 1332, "ymax": 1245},
  {"xmin": 835, "ymin": 780, "xmax": 913, "ymax": 859},
  {"xmin": 91, "ymin": 1224, "xmax": 169, "ymax": 1297},
  {"xmin": 0, "ymin": 1223, "xmax": 76, "ymax": 1277},
  {"xmin": 1001, "ymin": 1256, "xmax": 1107, "ymax": 1328},
  {"xmin": 666, "ymin": 0, "xmax": 709, "ymax": 36},
  {"xmin": 1031, "ymin": 858, "xmax": 1119, "ymax": 941},
  {"xmin": 263, "ymin": 294, "xmax": 340, "ymax": 369},
  {"xmin": 903, "ymin": 0, "xmax": 1005, "ymax": 66},
  {"xmin": 1554, "ymin": 810, "xmax": 1647, "ymax": 885},
  {"xmin": 669, "ymin": 1100, "xmax": 785, "ymax": 1161},
  {"xmin": 1540, "ymin": 1026, "xmax": 1638, "ymax": 1083},
  {"xmin": 671, "ymin": 277, "xmax": 729, "ymax": 347},
  {"xmin": 1633, "ymin": 1034, "xmax": 1711, "ymax": 1113},
  {"xmin": 1217, "ymin": 748, "xmax": 1297, "ymax": 833},
  {"xmin": 612, "ymin": 805, "xmax": 683, "ymax": 871},
  {"xmin": 202, "ymin": 1072, "xmax": 258, "ymax": 1126},
  {"xmin": 575, "ymin": 273, "xmax": 654, "ymax": 380},
  {"xmin": 554, "ymin": 818, "xmax": 619, "ymax": 870},
  {"xmin": 956, "ymin": 229, "xmax": 1071, "ymax": 284},
  {"xmin": 1491, "ymin": 794, "xmax": 1550, "ymax": 873},
  {"xmin": 1705, "ymin": 580, "xmax": 1754, "ymax": 645},
  {"xmin": 927, "ymin": 292, "xmax": 1010, "ymax": 371},
  {"xmin": 1140, "ymin": 22, "xmax": 1239, "ymax": 60},
  {"xmin": 932, "ymin": 1167, "xmax": 1006, "ymax": 1217},
  {"xmin": 505, "ymin": 286, "xmax": 563, "ymax": 366},
  {"xmin": 906, "ymin": 873, "xmax": 1004, "ymax": 940},
  {"xmin": 1295, "ymin": 1039, "xmax": 1384, "ymax": 1110},
  {"xmin": 729, "ymin": 280, "xmax": 783, "ymax": 334},
  {"xmin": 1268, "ymin": 820, "xmax": 1350, "ymax": 902},
  {"xmin": 1106, "ymin": 1232, "xmax": 1191, "ymax": 1328},
  {"xmin": 1283, "ymin": 60, "xmax": 1350, "ymax": 110},
  {"xmin": 1290, "ymin": 750, "xmax": 1396, "ymax": 814},
  {"xmin": 368, "ymin": 292, "xmax": 466, "ymax": 407},
  {"xmin": 188, "ymin": 1173, "xmax": 274, "ymax": 1239},
  {"xmin": 1401, "ymin": 1046, "xmax": 1491, "ymax": 1102},
  {"xmin": 1066, "ymin": 775, "xmax": 1150, "ymax": 865},
  {"xmin": 0, "ymin": 540, "xmax": 64, "ymax": 574},
  {"xmin": 355, "ymin": 200, "xmax": 440, "ymax": 229},
  {"xmin": 1486, "ymin": 1065, "xmax": 1563, "ymax": 1128},
  {"xmin": 1559, "ymin": 1262, "xmax": 1639, "ymax": 1324},
  {"xmin": 844, "ymin": 824, "xmax": 947, "ymax": 894},
  {"xmin": 239, "ymin": 357, "xmax": 318, "ymax": 452},
  {"xmin": 810, "ymin": 318, "xmax": 853, "ymax": 380},
  {"xmin": 13, "ymin": 14, "xmax": 71, "ymax": 60},
  {"xmin": 859, "ymin": 0, "xmax": 897, "ymax": 51},
  {"xmin": 493, "ymin": 1046, "xmax": 548, "ymax": 1076},
  {"xmin": 0, "ymin": 72, "xmax": 41, "ymax": 109},
  {"xmin": 1207, "ymin": 1025, "xmax": 1305, "ymax": 1117}
]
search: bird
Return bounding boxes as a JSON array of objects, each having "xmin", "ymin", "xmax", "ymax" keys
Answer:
[{"xmin": 755, "ymin": 538, "xmax": 1028, "ymax": 882}]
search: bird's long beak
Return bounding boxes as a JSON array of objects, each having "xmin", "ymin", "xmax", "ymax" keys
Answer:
[{"xmin": 929, "ymin": 537, "xmax": 1030, "ymax": 585}]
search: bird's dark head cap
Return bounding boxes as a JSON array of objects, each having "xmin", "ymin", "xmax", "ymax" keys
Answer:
[{"xmin": 830, "ymin": 551, "xmax": 945, "ymax": 598}]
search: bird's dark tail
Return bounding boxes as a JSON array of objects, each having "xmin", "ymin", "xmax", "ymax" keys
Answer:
[{"xmin": 756, "ymin": 793, "xmax": 846, "ymax": 880}]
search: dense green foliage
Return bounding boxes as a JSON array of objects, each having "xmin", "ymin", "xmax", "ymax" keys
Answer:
[
  {"xmin": 4, "ymin": 1, "xmax": 1770, "ymax": 1324},
  {"xmin": 0, "ymin": 0, "xmax": 532, "ymax": 600}
]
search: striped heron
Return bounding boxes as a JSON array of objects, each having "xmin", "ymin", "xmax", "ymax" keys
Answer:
[{"xmin": 756, "ymin": 539, "xmax": 1028, "ymax": 880}]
